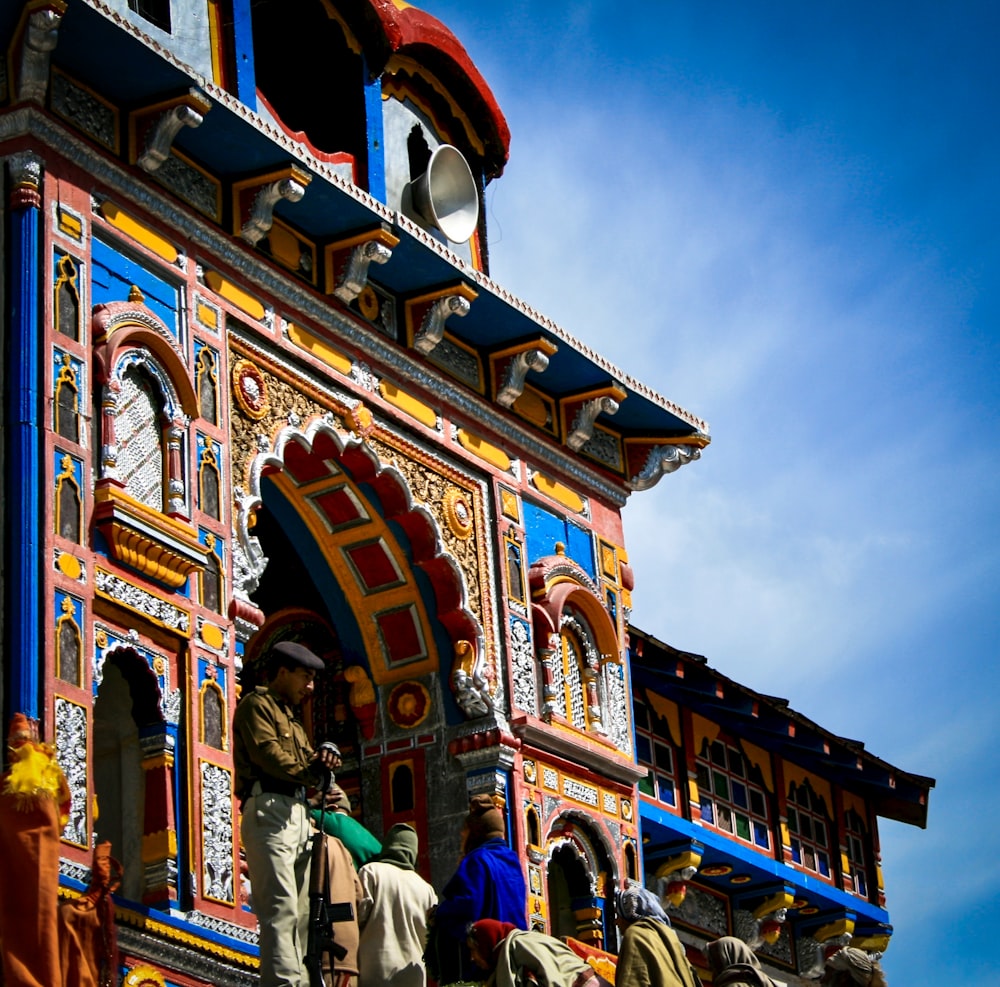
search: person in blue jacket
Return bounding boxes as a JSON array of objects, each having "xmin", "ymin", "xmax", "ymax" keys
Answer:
[{"xmin": 426, "ymin": 794, "xmax": 528, "ymax": 985}]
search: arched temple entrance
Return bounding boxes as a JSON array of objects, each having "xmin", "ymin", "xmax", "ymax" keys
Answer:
[{"xmin": 545, "ymin": 813, "xmax": 617, "ymax": 950}]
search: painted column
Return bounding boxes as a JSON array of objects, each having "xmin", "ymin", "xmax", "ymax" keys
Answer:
[{"xmin": 5, "ymin": 151, "xmax": 43, "ymax": 721}]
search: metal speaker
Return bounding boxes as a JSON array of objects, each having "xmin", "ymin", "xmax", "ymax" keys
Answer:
[{"xmin": 409, "ymin": 144, "xmax": 480, "ymax": 243}]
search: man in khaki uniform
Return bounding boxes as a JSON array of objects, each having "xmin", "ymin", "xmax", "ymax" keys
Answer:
[{"xmin": 234, "ymin": 641, "xmax": 338, "ymax": 987}]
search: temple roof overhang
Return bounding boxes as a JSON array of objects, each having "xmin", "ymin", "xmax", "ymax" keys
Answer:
[
  {"xmin": 3, "ymin": 0, "xmax": 709, "ymax": 496},
  {"xmin": 629, "ymin": 628, "xmax": 934, "ymax": 829}
]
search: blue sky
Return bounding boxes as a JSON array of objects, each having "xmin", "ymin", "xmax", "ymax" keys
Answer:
[{"xmin": 418, "ymin": 2, "xmax": 1000, "ymax": 982}]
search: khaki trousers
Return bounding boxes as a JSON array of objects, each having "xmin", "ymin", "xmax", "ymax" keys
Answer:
[{"xmin": 242, "ymin": 792, "xmax": 313, "ymax": 987}]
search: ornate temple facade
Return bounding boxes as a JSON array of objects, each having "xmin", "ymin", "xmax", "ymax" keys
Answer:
[{"xmin": 0, "ymin": 1, "xmax": 931, "ymax": 985}]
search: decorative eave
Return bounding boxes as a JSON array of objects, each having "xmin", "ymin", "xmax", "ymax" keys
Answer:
[
  {"xmin": 93, "ymin": 484, "xmax": 210, "ymax": 589},
  {"xmin": 629, "ymin": 628, "xmax": 935, "ymax": 828},
  {"xmin": 1, "ymin": 0, "xmax": 710, "ymax": 495}
]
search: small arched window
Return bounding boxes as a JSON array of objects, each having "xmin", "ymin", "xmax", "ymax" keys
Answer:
[
  {"xmin": 199, "ymin": 444, "xmax": 221, "ymax": 519},
  {"xmin": 116, "ymin": 363, "xmax": 165, "ymax": 510},
  {"xmin": 54, "ymin": 254, "xmax": 81, "ymax": 340},
  {"xmin": 55, "ymin": 596, "xmax": 83, "ymax": 686},
  {"xmin": 200, "ymin": 681, "xmax": 225, "ymax": 749},
  {"xmin": 55, "ymin": 356, "xmax": 80, "ymax": 443},
  {"xmin": 196, "ymin": 347, "xmax": 218, "ymax": 425},
  {"xmin": 390, "ymin": 762, "xmax": 415, "ymax": 813},
  {"xmin": 55, "ymin": 454, "xmax": 82, "ymax": 543}
]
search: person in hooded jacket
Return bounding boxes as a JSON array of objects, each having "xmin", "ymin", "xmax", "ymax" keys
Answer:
[
  {"xmin": 467, "ymin": 918, "xmax": 613, "ymax": 987},
  {"xmin": 706, "ymin": 937, "xmax": 779, "ymax": 987},
  {"xmin": 821, "ymin": 947, "xmax": 888, "ymax": 987},
  {"xmin": 426, "ymin": 795, "xmax": 528, "ymax": 985},
  {"xmin": 613, "ymin": 886, "xmax": 701, "ymax": 987},
  {"xmin": 356, "ymin": 824, "xmax": 437, "ymax": 987}
]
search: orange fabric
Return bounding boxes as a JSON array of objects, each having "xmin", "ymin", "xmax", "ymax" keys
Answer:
[
  {"xmin": 0, "ymin": 793, "xmax": 63, "ymax": 986},
  {"xmin": 58, "ymin": 842, "xmax": 121, "ymax": 987}
]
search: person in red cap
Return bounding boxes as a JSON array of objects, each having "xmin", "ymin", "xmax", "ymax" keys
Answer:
[
  {"xmin": 0, "ymin": 713, "xmax": 72, "ymax": 986},
  {"xmin": 234, "ymin": 640, "xmax": 340, "ymax": 987},
  {"xmin": 467, "ymin": 918, "xmax": 613, "ymax": 987}
]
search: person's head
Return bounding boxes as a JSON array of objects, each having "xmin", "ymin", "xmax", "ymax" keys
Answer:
[
  {"xmin": 615, "ymin": 885, "xmax": 671, "ymax": 928},
  {"xmin": 467, "ymin": 919, "xmax": 516, "ymax": 971},
  {"xmin": 822, "ymin": 948, "xmax": 888, "ymax": 987},
  {"xmin": 462, "ymin": 794, "xmax": 505, "ymax": 853},
  {"xmin": 707, "ymin": 937, "xmax": 763, "ymax": 976},
  {"xmin": 377, "ymin": 823, "xmax": 419, "ymax": 870},
  {"xmin": 265, "ymin": 640, "xmax": 325, "ymax": 705}
]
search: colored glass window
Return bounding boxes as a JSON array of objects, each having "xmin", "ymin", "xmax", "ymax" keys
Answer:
[{"xmin": 696, "ymin": 737, "xmax": 770, "ymax": 850}]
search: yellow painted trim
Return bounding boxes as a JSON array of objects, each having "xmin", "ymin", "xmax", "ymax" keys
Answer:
[
  {"xmin": 196, "ymin": 300, "xmax": 219, "ymax": 332},
  {"xmin": 379, "ymin": 380, "xmax": 437, "ymax": 428},
  {"xmin": 141, "ymin": 754, "xmax": 175, "ymax": 771},
  {"xmin": 688, "ymin": 778, "xmax": 700, "ymax": 805},
  {"xmin": 204, "ymin": 270, "xmax": 265, "ymax": 321},
  {"xmin": 116, "ymin": 907, "xmax": 256, "ymax": 966},
  {"xmin": 852, "ymin": 934, "xmax": 890, "ymax": 952},
  {"xmin": 513, "ymin": 387, "xmax": 553, "ymax": 430},
  {"xmin": 97, "ymin": 202, "xmax": 178, "ymax": 263},
  {"xmin": 287, "ymin": 322, "xmax": 353, "ymax": 375},
  {"xmin": 653, "ymin": 851, "xmax": 702, "ymax": 878},
  {"xmin": 815, "ymin": 918, "xmax": 855, "ymax": 942},
  {"xmin": 752, "ymin": 891, "xmax": 794, "ymax": 919},
  {"xmin": 781, "ymin": 761, "xmax": 832, "ymax": 810},
  {"xmin": 491, "ymin": 338, "xmax": 559, "ymax": 362},
  {"xmin": 382, "ymin": 62, "xmax": 486, "ymax": 157},
  {"xmin": 741, "ymin": 739, "xmax": 774, "ymax": 794},
  {"xmin": 57, "ymin": 552, "xmax": 82, "ymax": 580},
  {"xmin": 645, "ymin": 692, "xmax": 683, "ymax": 749},
  {"xmin": 530, "ymin": 472, "xmax": 584, "ymax": 514},
  {"xmin": 457, "ymin": 429, "xmax": 511, "ymax": 471},
  {"xmin": 500, "ymin": 487, "xmax": 520, "ymax": 522},
  {"xmin": 200, "ymin": 622, "xmax": 225, "ymax": 650},
  {"xmin": 691, "ymin": 713, "xmax": 721, "ymax": 755},
  {"xmin": 842, "ymin": 790, "xmax": 867, "ymax": 822},
  {"xmin": 141, "ymin": 828, "xmax": 178, "ymax": 862},
  {"xmin": 57, "ymin": 208, "xmax": 83, "ymax": 241}
]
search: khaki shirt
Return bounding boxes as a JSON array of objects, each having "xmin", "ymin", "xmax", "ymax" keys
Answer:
[{"xmin": 233, "ymin": 685, "xmax": 319, "ymax": 797}]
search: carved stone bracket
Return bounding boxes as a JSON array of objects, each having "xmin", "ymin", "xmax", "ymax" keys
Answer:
[
  {"xmin": 16, "ymin": 1, "xmax": 65, "ymax": 105},
  {"xmin": 564, "ymin": 385, "xmax": 626, "ymax": 451},
  {"xmin": 493, "ymin": 339, "xmax": 558, "ymax": 408},
  {"xmin": 327, "ymin": 228, "xmax": 399, "ymax": 303},
  {"xmin": 234, "ymin": 165, "xmax": 312, "ymax": 246},
  {"xmin": 413, "ymin": 291, "xmax": 473, "ymax": 355},
  {"xmin": 626, "ymin": 437, "xmax": 706, "ymax": 491},
  {"xmin": 136, "ymin": 90, "xmax": 211, "ymax": 172}
]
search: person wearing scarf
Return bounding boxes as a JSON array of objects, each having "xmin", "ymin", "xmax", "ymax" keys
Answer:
[
  {"xmin": 356, "ymin": 824, "xmax": 437, "ymax": 987},
  {"xmin": 822, "ymin": 947, "xmax": 888, "ymax": 987},
  {"xmin": 706, "ymin": 937, "xmax": 779, "ymax": 987},
  {"xmin": 467, "ymin": 918, "xmax": 613, "ymax": 987},
  {"xmin": 614, "ymin": 886, "xmax": 701, "ymax": 987},
  {"xmin": 428, "ymin": 796, "xmax": 527, "ymax": 985}
]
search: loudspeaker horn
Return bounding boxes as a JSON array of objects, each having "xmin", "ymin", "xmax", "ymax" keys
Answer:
[{"xmin": 409, "ymin": 144, "xmax": 480, "ymax": 244}]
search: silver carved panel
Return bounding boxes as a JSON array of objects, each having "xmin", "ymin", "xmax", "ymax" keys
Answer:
[
  {"xmin": 510, "ymin": 619, "xmax": 537, "ymax": 715},
  {"xmin": 55, "ymin": 697, "xmax": 89, "ymax": 846},
  {"xmin": 200, "ymin": 761, "xmax": 235, "ymax": 903}
]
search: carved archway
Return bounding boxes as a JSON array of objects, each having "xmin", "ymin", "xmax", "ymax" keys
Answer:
[
  {"xmin": 234, "ymin": 417, "xmax": 490, "ymax": 716},
  {"xmin": 545, "ymin": 809, "xmax": 618, "ymax": 949}
]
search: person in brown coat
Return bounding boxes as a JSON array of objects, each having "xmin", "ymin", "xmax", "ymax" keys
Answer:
[{"xmin": 320, "ymin": 832, "xmax": 365, "ymax": 987}]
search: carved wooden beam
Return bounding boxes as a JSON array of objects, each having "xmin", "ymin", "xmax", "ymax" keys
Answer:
[
  {"xmin": 135, "ymin": 90, "xmax": 211, "ymax": 172},
  {"xmin": 232, "ymin": 165, "xmax": 312, "ymax": 246}
]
